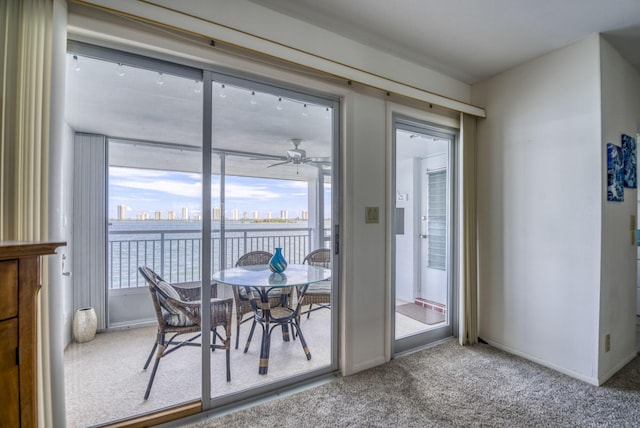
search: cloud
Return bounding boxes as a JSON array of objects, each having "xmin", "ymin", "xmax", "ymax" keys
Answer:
[
  {"xmin": 112, "ymin": 178, "xmax": 202, "ymax": 198},
  {"xmin": 220, "ymin": 183, "xmax": 280, "ymax": 200},
  {"xmin": 109, "ymin": 167, "xmax": 308, "ymax": 212}
]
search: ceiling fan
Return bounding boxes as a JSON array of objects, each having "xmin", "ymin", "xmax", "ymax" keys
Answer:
[{"xmin": 266, "ymin": 138, "xmax": 330, "ymax": 170}]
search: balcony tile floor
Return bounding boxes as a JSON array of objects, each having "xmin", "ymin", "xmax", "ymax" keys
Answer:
[{"xmin": 64, "ymin": 308, "xmax": 332, "ymax": 427}]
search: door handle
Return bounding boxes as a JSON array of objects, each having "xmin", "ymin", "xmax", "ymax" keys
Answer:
[{"xmin": 419, "ymin": 234, "xmax": 428, "ymax": 239}]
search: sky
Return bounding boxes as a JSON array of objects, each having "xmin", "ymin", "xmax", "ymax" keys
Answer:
[{"xmin": 108, "ymin": 166, "xmax": 315, "ymax": 220}]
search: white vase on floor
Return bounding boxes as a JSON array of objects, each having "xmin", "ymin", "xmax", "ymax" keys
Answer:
[{"xmin": 73, "ymin": 307, "xmax": 97, "ymax": 343}]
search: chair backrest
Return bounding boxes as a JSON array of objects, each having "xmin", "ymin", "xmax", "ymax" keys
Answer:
[
  {"xmin": 303, "ymin": 248, "xmax": 331, "ymax": 268},
  {"xmin": 138, "ymin": 266, "xmax": 186, "ymax": 325},
  {"xmin": 139, "ymin": 266, "xmax": 163, "ymax": 287},
  {"xmin": 235, "ymin": 251, "xmax": 273, "ymax": 267}
]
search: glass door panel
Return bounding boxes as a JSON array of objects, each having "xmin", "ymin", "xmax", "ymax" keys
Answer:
[
  {"xmin": 209, "ymin": 78, "xmax": 336, "ymax": 400},
  {"xmin": 393, "ymin": 119, "xmax": 454, "ymax": 354},
  {"xmin": 64, "ymin": 52, "xmax": 203, "ymax": 425}
]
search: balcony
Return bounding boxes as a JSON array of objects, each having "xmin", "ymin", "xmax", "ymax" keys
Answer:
[
  {"xmin": 107, "ymin": 223, "xmax": 323, "ymax": 327},
  {"xmin": 64, "ymin": 224, "xmax": 431, "ymax": 426},
  {"xmin": 108, "ymin": 224, "xmax": 314, "ymax": 289}
]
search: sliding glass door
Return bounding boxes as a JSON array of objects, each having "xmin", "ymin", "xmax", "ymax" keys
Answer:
[
  {"xmin": 393, "ymin": 115, "xmax": 456, "ymax": 354},
  {"xmin": 65, "ymin": 44, "xmax": 339, "ymax": 425},
  {"xmin": 209, "ymin": 75, "xmax": 338, "ymax": 402}
]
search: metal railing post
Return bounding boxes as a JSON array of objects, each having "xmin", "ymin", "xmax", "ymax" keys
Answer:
[{"xmin": 160, "ymin": 231, "xmax": 165, "ymax": 278}]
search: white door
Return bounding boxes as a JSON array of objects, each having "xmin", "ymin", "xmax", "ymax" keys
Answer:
[{"xmin": 393, "ymin": 116, "xmax": 455, "ymax": 354}]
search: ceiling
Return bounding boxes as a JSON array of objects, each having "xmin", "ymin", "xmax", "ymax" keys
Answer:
[
  {"xmin": 67, "ymin": 1, "xmax": 640, "ymax": 181},
  {"xmin": 253, "ymin": 0, "xmax": 640, "ymax": 84},
  {"xmin": 66, "ymin": 54, "xmax": 334, "ymax": 181}
]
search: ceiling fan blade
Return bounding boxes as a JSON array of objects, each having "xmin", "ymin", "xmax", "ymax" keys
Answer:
[
  {"xmin": 267, "ymin": 160, "xmax": 291, "ymax": 168},
  {"xmin": 304, "ymin": 157, "xmax": 331, "ymax": 165},
  {"xmin": 249, "ymin": 155, "xmax": 287, "ymax": 161}
]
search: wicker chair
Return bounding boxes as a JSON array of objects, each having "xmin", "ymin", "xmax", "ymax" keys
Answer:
[
  {"xmin": 232, "ymin": 251, "xmax": 284, "ymax": 349},
  {"xmin": 138, "ymin": 266, "xmax": 233, "ymax": 400},
  {"xmin": 298, "ymin": 248, "xmax": 331, "ymax": 319}
]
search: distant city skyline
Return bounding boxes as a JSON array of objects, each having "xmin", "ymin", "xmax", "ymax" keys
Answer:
[
  {"xmin": 116, "ymin": 204, "xmax": 309, "ymax": 221},
  {"xmin": 108, "ymin": 167, "xmax": 325, "ymax": 220}
]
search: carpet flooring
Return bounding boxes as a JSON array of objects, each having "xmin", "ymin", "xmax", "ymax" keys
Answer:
[
  {"xmin": 182, "ymin": 339, "xmax": 640, "ymax": 427},
  {"xmin": 396, "ymin": 303, "xmax": 446, "ymax": 325}
]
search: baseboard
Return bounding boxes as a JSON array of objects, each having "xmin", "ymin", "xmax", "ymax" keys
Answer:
[
  {"xmin": 598, "ymin": 351, "xmax": 638, "ymax": 385},
  {"xmin": 481, "ymin": 338, "xmax": 600, "ymax": 386},
  {"xmin": 107, "ymin": 319, "xmax": 156, "ymax": 331}
]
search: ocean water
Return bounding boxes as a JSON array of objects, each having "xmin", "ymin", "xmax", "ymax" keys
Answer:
[{"xmin": 108, "ymin": 220, "xmax": 319, "ymax": 288}]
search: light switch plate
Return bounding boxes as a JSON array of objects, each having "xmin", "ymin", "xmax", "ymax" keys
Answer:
[{"xmin": 365, "ymin": 207, "xmax": 379, "ymax": 224}]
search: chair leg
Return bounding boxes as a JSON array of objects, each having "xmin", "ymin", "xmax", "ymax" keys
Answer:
[
  {"xmin": 259, "ymin": 323, "xmax": 271, "ymax": 375},
  {"xmin": 144, "ymin": 343, "xmax": 165, "ymax": 400},
  {"xmin": 281, "ymin": 322, "xmax": 290, "ymax": 342},
  {"xmin": 307, "ymin": 304, "xmax": 313, "ymax": 319},
  {"xmin": 143, "ymin": 341, "xmax": 158, "ymax": 370},
  {"xmin": 226, "ymin": 346, "xmax": 231, "ymax": 382},
  {"xmin": 292, "ymin": 320, "xmax": 312, "ymax": 361},
  {"xmin": 235, "ymin": 314, "xmax": 242, "ymax": 350},
  {"xmin": 244, "ymin": 320, "xmax": 258, "ymax": 353}
]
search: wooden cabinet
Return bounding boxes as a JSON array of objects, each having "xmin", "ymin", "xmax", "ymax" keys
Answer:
[{"xmin": 0, "ymin": 242, "xmax": 65, "ymax": 428}]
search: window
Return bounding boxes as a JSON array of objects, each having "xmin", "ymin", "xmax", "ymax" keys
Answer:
[{"xmin": 427, "ymin": 170, "xmax": 446, "ymax": 270}]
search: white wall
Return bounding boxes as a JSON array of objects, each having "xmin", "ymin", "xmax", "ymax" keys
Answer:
[
  {"xmin": 341, "ymin": 91, "xmax": 388, "ymax": 374},
  {"xmin": 598, "ymin": 37, "xmax": 640, "ymax": 381},
  {"xmin": 473, "ymin": 35, "xmax": 604, "ymax": 384}
]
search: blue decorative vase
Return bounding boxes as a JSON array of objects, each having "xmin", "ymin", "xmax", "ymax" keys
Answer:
[{"xmin": 269, "ymin": 247, "xmax": 288, "ymax": 273}]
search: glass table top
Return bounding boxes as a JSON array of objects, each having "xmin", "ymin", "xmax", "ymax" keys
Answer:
[{"xmin": 213, "ymin": 264, "xmax": 331, "ymax": 288}]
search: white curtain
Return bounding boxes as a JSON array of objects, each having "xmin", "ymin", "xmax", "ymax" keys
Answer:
[
  {"xmin": 1, "ymin": 0, "xmax": 52, "ymax": 241},
  {"xmin": 1, "ymin": 0, "xmax": 54, "ymax": 425},
  {"xmin": 459, "ymin": 113, "xmax": 478, "ymax": 345}
]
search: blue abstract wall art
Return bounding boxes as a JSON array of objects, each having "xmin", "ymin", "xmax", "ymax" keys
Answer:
[
  {"xmin": 607, "ymin": 143, "xmax": 624, "ymax": 202},
  {"xmin": 622, "ymin": 133, "xmax": 637, "ymax": 188}
]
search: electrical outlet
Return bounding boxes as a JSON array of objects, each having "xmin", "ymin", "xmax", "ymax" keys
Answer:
[
  {"xmin": 605, "ymin": 334, "xmax": 611, "ymax": 352},
  {"xmin": 365, "ymin": 207, "xmax": 379, "ymax": 224}
]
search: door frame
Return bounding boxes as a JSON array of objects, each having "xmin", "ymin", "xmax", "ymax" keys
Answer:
[{"xmin": 390, "ymin": 110, "xmax": 459, "ymax": 356}]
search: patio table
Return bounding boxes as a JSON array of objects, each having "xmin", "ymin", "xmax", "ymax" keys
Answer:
[{"xmin": 213, "ymin": 263, "xmax": 331, "ymax": 374}]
